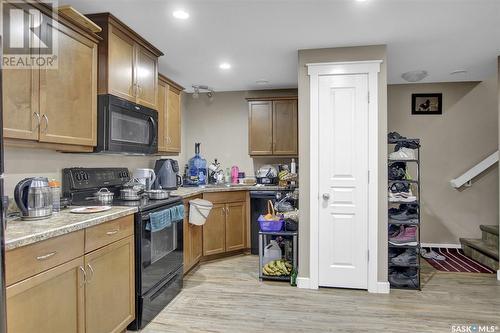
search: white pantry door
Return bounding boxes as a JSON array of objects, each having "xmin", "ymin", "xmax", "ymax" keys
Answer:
[{"xmin": 318, "ymin": 74, "xmax": 369, "ymax": 289}]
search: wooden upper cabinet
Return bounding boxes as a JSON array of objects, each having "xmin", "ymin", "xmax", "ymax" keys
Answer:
[
  {"xmin": 248, "ymin": 101, "xmax": 273, "ymax": 155},
  {"xmin": 273, "ymin": 100, "xmax": 298, "ymax": 155},
  {"xmin": 6, "ymin": 257, "xmax": 85, "ymax": 333},
  {"xmin": 39, "ymin": 17, "xmax": 98, "ymax": 147},
  {"xmin": 158, "ymin": 74, "xmax": 183, "ymax": 154},
  {"xmin": 108, "ymin": 29, "xmax": 136, "ymax": 102},
  {"xmin": 2, "ymin": 4, "xmax": 99, "ymax": 150},
  {"xmin": 84, "ymin": 236, "xmax": 135, "ymax": 333},
  {"xmin": 247, "ymin": 97, "xmax": 298, "ymax": 156},
  {"xmin": 87, "ymin": 13, "xmax": 163, "ymax": 110}
]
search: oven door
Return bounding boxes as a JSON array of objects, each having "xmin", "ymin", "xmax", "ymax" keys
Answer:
[
  {"xmin": 97, "ymin": 95, "xmax": 158, "ymax": 154},
  {"xmin": 139, "ymin": 205, "xmax": 183, "ymax": 294}
]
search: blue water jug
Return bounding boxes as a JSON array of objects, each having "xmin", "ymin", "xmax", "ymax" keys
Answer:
[{"xmin": 187, "ymin": 143, "xmax": 207, "ymax": 186}]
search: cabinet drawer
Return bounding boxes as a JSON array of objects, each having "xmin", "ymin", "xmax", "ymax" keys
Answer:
[
  {"xmin": 85, "ymin": 215, "xmax": 134, "ymax": 253},
  {"xmin": 5, "ymin": 230, "xmax": 84, "ymax": 286},
  {"xmin": 203, "ymin": 191, "xmax": 247, "ymax": 204}
]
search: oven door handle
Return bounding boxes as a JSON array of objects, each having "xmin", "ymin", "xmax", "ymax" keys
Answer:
[{"xmin": 149, "ymin": 116, "xmax": 157, "ymax": 144}]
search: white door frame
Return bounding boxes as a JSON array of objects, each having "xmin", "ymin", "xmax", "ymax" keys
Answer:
[{"xmin": 306, "ymin": 60, "xmax": 383, "ymax": 293}]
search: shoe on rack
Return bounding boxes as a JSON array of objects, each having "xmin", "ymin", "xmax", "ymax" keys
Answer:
[
  {"xmin": 389, "ymin": 208, "xmax": 418, "ymax": 221},
  {"xmin": 388, "ymin": 162, "xmax": 407, "ymax": 180},
  {"xmin": 391, "ymin": 249, "xmax": 417, "ymax": 265},
  {"xmin": 389, "ymin": 147, "xmax": 416, "ymax": 160},
  {"xmin": 389, "ymin": 182, "xmax": 410, "ymax": 194},
  {"xmin": 388, "ymin": 132, "xmax": 406, "ymax": 143},
  {"xmin": 389, "ymin": 226, "xmax": 417, "ymax": 245},
  {"xmin": 389, "ymin": 218, "xmax": 419, "ymax": 225},
  {"xmin": 388, "ymin": 225, "xmax": 403, "ymax": 238},
  {"xmin": 388, "ymin": 191, "xmax": 417, "ymax": 203},
  {"xmin": 389, "ymin": 269, "xmax": 419, "ymax": 288}
]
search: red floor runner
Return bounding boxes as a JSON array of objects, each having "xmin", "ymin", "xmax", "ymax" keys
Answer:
[{"xmin": 423, "ymin": 247, "xmax": 496, "ymax": 274}]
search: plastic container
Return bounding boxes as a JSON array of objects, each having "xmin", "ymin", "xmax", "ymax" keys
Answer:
[
  {"xmin": 189, "ymin": 199, "xmax": 213, "ymax": 226},
  {"xmin": 258, "ymin": 219, "xmax": 284, "ymax": 232},
  {"xmin": 263, "ymin": 240, "xmax": 282, "ymax": 265},
  {"xmin": 48, "ymin": 180, "xmax": 61, "ymax": 213},
  {"xmin": 187, "ymin": 143, "xmax": 207, "ymax": 186}
]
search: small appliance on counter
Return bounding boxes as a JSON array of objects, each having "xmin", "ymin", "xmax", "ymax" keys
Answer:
[
  {"xmin": 14, "ymin": 177, "xmax": 53, "ymax": 220},
  {"xmin": 152, "ymin": 159, "xmax": 182, "ymax": 190},
  {"xmin": 133, "ymin": 168, "xmax": 156, "ymax": 190},
  {"xmin": 185, "ymin": 143, "xmax": 207, "ymax": 186},
  {"xmin": 256, "ymin": 165, "xmax": 278, "ymax": 185}
]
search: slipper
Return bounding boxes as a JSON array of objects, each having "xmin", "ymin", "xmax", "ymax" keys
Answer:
[{"xmin": 421, "ymin": 248, "xmax": 446, "ymax": 261}]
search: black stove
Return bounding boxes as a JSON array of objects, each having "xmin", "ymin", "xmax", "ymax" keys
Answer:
[
  {"xmin": 62, "ymin": 167, "xmax": 184, "ymax": 330},
  {"xmin": 62, "ymin": 167, "xmax": 181, "ymax": 211}
]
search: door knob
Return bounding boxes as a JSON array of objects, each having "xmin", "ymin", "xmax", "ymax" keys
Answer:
[{"xmin": 322, "ymin": 193, "xmax": 330, "ymax": 200}]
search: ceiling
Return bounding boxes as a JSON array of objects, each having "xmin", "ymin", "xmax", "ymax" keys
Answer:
[{"xmin": 63, "ymin": 0, "xmax": 500, "ymax": 92}]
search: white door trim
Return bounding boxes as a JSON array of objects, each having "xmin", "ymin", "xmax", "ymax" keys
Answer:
[{"xmin": 306, "ymin": 60, "xmax": 383, "ymax": 293}]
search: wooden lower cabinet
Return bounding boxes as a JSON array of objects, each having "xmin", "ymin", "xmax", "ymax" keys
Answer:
[
  {"xmin": 202, "ymin": 203, "xmax": 226, "ymax": 256},
  {"xmin": 6, "ymin": 257, "xmax": 85, "ymax": 333},
  {"xmin": 225, "ymin": 202, "xmax": 246, "ymax": 252},
  {"xmin": 85, "ymin": 236, "xmax": 135, "ymax": 333},
  {"xmin": 183, "ymin": 196, "xmax": 203, "ymax": 273}
]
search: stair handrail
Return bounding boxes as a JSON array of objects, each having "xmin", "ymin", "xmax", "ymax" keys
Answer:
[{"xmin": 450, "ymin": 151, "xmax": 498, "ymax": 188}]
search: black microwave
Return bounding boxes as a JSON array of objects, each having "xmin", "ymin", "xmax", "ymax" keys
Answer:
[{"xmin": 96, "ymin": 95, "xmax": 158, "ymax": 154}]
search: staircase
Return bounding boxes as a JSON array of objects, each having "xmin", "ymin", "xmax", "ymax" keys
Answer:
[{"xmin": 460, "ymin": 225, "xmax": 499, "ymax": 271}]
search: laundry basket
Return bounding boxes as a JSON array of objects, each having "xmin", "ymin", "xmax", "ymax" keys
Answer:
[{"xmin": 189, "ymin": 199, "xmax": 213, "ymax": 225}]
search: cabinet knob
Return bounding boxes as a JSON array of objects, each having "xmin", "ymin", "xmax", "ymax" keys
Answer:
[{"xmin": 322, "ymin": 193, "xmax": 330, "ymax": 200}]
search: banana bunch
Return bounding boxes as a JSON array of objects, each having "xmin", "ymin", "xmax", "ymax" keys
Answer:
[{"xmin": 262, "ymin": 260, "xmax": 293, "ymax": 276}]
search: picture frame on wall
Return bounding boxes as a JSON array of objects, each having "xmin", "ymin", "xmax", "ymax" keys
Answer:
[{"xmin": 411, "ymin": 93, "xmax": 442, "ymax": 115}]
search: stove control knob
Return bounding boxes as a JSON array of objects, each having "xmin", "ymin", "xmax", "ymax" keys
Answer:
[
  {"xmin": 75, "ymin": 173, "xmax": 82, "ymax": 181},
  {"xmin": 83, "ymin": 172, "xmax": 89, "ymax": 181}
]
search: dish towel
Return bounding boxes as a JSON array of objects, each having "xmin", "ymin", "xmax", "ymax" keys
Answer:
[{"xmin": 146, "ymin": 205, "xmax": 185, "ymax": 232}]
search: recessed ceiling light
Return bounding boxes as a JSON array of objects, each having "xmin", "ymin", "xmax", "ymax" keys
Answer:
[
  {"xmin": 401, "ymin": 70, "xmax": 428, "ymax": 82},
  {"xmin": 172, "ymin": 10, "xmax": 189, "ymax": 20},
  {"xmin": 256, "ymin": 79, "xmax": 269, "ymax": 85},
  {"xmin": 450, "ymin": 69, "xmax": 467, "ymax": 75},
  {"xmin": 219, "ymin": 62, "xmax": 231, "ymax": 70}
]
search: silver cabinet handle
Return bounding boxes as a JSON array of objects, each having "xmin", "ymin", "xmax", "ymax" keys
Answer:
[
  {"xmin": 322, "ymin": 193, "xmax": 330, "ymax": 200},
  {"xmin": 106, "ymin": 230, "xmax": 119, "ymax": 235},
  {"xmin": 225, "ymin": 206, "xmax": 229, "ymax": 216},
  {"xmin": 79, "ymin": 266, "xmax": 87, "ymax": 286},
  {"xmin": 36, "ymin": 251, "xmax": 56, "ymax": 260},
  {"xmin": 33, "ymin": 112, "xmax": 41, "ymax": 131},
  {"xmin": 42, "ymin": 114, "xmax": 49, "ymax": 133},
  {"xmin": 86, "ymin": 263, "xmax": 95, "ymax": 283}
]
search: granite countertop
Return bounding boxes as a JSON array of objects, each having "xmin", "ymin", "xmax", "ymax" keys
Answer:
[
  {"xmin": 171, "ymin": 185, "xmax": 292, "ymax": 198},
  {"xmin": 5, "ymin": 206, "xmax": 137, "ymax": 251}
]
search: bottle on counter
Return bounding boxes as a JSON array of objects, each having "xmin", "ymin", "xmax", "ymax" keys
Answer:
[
  {"xmin": 48, "ymin": 180, "xmax": 61, "ymax": 213},
  {"xmin": 290, "ymin": 158, "xmax": 296, "ymax": 174}
]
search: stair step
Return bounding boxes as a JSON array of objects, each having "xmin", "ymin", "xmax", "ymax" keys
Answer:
[
  {"xmin": 459, "ymin": 238, "xmax": 499, "ymax": 260},
  {"xmin": 480, "ymin": 225, "xmax": 499, "ymax": 236},
  {"xmin": 480, "ymin": 225, "xmax": 499, "ymax": 249},
  {"xmin": 461, "ymin": 244, "xmax": 499, "ymax": 271}
]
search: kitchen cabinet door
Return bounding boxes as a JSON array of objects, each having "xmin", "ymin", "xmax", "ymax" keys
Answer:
[
  {"xmin": 2, "ymin": 66, "xmax": 40, "ymax": 141},
  {"xmin": 166, "ymin": 87, "xmax": 181, "ymax": 152},
  {"xmin": 84, "ymin": 236, "xmax": 135, "ymax": 333},
  {"xmin": 183, "ymin": 198, "xmax": 193, "ymax": 273},
  {"xmin": 248, "ymin": 101, "xmax": 273, "ymax": 155},
  {"xmin": 136, "ymin": 46, "xmax": 158, "ymax": 110},
  {"xmin": 39, "ymin": 19, "xmax": 97, "ymax": 147},
  {"xmin": 202, "ymin": 203, "xmax": 226, "ymax": 256},
  {"xmin": 6, "ymin": 257, "xmax": 85, "ymax": 333},
  {"xmin": 108, "ymin": 28, "xmax": 136, "ymax": 103},
  {"xmin": 189, "ymin": 222, "xmax": 203, "ymax": 265},
  {"xmin": 157, "ymin": 78, "xmax": 168, "ymax": 152},
  {"xmin": 225, "ymin": 202, "xmax": 246, "ymax": 252},
  {"xmin": 272, "ymin": 100, "xmax": 298, "ymax": 155}
]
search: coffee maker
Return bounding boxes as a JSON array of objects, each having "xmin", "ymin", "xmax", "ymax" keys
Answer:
[
  {"xmin": 14, "ymin": 177, "xmax": 53, "ymax": 220},
  {"xmin": 152, "ymin": 159, "xmax": 182, "ymax": 190}
]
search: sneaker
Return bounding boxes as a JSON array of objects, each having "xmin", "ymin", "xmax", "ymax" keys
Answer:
[
  {"xmin": 420, "ymin": 248, "xmax": 446, "ymax": 261},
  {"xmin": 388, "ymin": 191, "xmax": 417, "ymax": 203},
  {"xmin": 391, "ymin": 249, "xmax": 417, "ymax": 265},
  {"xmin": 389, "ymin": 226, "xmax": 417, "ymax": 246},
  {"xmin": 388, "ymin": 132, "xmax": 406, "ymax": 144},
  {"xmin": 388, "ymin": 225, "xmax": 403, "ymax": 238},
  {"xmin": 389, "ymin": 269, "xmax": 419, "ymax": 288},
  {"xmin": 388, "ymin": 162, "xmax": 407, "ymax": 180},
  {"xmin": 389, "ymin": 208, "xmax": 418, "ymax": 221},
  {"xmin": 389, "ymin": 218, "xmax": 419, "ymax": 225},
  {"xmin": 389, "ymin": 147, "xmax": 416, "ymax": 160}
]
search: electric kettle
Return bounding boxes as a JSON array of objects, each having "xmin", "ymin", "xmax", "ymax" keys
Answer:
[{"xmin": 14, "ymin": 177, "xmax": 53, "ymax": 220}]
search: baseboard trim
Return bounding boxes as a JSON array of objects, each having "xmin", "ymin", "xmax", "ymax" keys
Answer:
[
  {"xmin": 297, "ymin": 277, "xmax": 312, "ymax": 289},
  {"xmin": 420, "ymin": 243, "xmax": 462, "ymax": 249},
  {"xmin": 371, "ymin": 281, "xmax": 390, "ymax": 294}
]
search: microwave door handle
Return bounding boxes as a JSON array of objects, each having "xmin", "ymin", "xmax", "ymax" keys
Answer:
[{"xmin": 149, "ymin": 116, "xmax": 157, "ymax": 143}]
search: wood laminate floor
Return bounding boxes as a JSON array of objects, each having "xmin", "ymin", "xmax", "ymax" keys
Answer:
[{"xmin": 139, "ymin": 255, "xmax": 500, "ymax": 333}]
